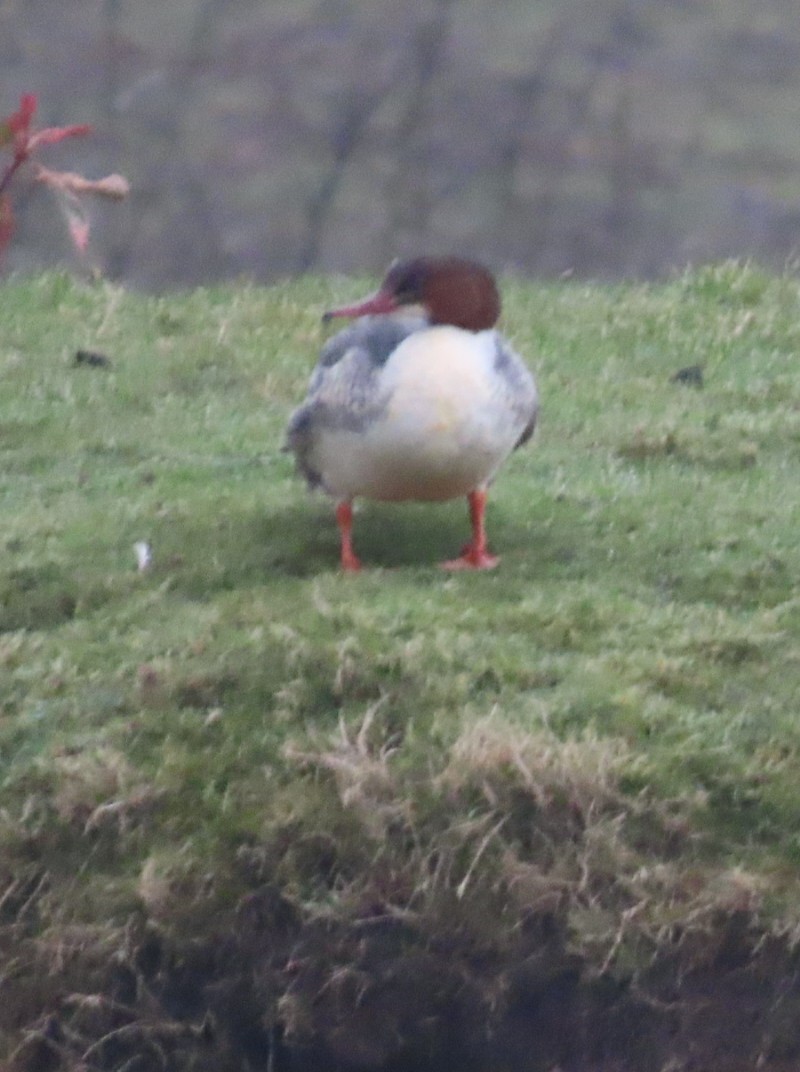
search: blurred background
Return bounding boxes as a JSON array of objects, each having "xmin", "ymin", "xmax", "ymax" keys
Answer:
[{"xmin": 3, "ymin": 0, "xmax": 800, "ymax": 289}]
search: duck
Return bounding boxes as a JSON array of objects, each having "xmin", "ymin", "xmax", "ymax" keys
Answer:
[{"xmin": 284, "ymin": 255, "xmax": 538, "ymax": 571}]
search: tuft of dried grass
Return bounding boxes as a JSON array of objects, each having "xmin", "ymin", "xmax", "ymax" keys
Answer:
[
  {"xmin": 440, "ymin": 714, "xmax": 631, "ymax": 816},
  {"xmin": 50, "ymin": 746, "xmax": 159, "ymax": 835},
  {"xmin": 282, "ymin": 707, "xmax": 776, "ymax": 975},
  {"xmin": 282, "ymin": 700, "xmax": 408, "ymax": 841}
]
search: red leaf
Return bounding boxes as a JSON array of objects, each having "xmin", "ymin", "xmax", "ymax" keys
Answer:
[
  {"xmin": 7, "ymin": 93, "xmax": 37, "ymax": 135},
  {"xmin": 53, "ymin": 190, "xmax": 92, "ymax": 256},
  {"xmin": 35, "ymin": 165, "xmax": 130, "ymax": 200},
  {"xmin": 1, "ymin": 93, "xmax": 38, "ymax": 163},
  {"xmin": 29, "ymin": 124, "xmax": 92, "ymax": 150},
  {"xmin": 68, "ymin": 213, "xmax": 91, "ymax": 254}
]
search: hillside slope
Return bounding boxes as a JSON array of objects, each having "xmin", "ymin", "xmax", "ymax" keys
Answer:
[{"xmin": 2, "ymin": 264, "xmax": 800, "ymax": 1070}]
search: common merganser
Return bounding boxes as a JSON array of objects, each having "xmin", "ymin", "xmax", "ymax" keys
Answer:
[{"xmin": 285, "ymin": 255, "xmax": 538, "ymax": 571}]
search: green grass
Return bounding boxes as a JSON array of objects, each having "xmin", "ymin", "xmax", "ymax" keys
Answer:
[{"xmin": 2, "ymin": 263, "xmax": 800, "ymax": 1055}]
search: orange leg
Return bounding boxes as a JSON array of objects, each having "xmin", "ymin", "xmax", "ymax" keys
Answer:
[
  {"xmin": 336, "ymin": 500, "xmax": 362, "ymax": 572},
  {"xmin": 441, "ymin": 489, "xmax": 499, "ymax": 570}
]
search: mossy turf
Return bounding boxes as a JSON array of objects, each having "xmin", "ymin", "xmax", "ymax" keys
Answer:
[{"xmin": 2, "ymin": 263, "xmax": 800, "ymax": 1064}]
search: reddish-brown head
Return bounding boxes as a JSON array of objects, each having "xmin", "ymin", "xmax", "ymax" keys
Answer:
[{"xmin": 323, "ymin": 256, "xmax": 501, "ymax": 332}]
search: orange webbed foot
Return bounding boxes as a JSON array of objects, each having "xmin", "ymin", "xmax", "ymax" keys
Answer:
[
  {"xmin": 440, "ymin": 489, "xmax": 499, "ymax": 570},
  {"xmin": 440, "ymin": 545, "xmax": 500, "ymax": 571},
  {"xmin": 340, "ymin": 548, "xmax": 362, "ymax": 572}
]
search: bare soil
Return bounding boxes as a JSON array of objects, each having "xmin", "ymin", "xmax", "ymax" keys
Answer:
[{"xmin": 6, "ymin": 895, "xmax": 800, "ymax": 1072}]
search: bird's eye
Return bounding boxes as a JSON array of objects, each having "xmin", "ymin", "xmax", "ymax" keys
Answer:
[{"xmin": 388, "ymin": 261, "xmax": 426, "ymax": 304}]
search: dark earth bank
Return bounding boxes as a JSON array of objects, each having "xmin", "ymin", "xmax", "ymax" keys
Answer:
[{"xmin": 5, "ymin": 892, "xmax": 800, "ymax": 1072}]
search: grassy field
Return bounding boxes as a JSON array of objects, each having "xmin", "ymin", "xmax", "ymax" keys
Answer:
[{"xmin": 2, "ymin": 263, "xmax": 800, "ymax": 1067}]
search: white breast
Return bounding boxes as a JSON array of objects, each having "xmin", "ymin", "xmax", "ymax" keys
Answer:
[{"xmin": 309, "ymin": 326, "xmax": 529, "ymax": 502}]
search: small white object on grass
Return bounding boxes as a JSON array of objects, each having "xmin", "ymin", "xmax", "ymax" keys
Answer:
[{"xmin": 134, "ymin": 541, "xmax": 153, "ymax": 572}]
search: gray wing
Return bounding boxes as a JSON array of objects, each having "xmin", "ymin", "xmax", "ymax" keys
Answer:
[
  {"xmin": 313, "ymin": 317, "xmax": 421, "ymax": 378},
  {"xmin": 284, "ymin": 317, "xmax": 424, "ymax": 488},
  {"xmin": 493, "ymin": 336, "xmax": 539, "ymax": 449}
]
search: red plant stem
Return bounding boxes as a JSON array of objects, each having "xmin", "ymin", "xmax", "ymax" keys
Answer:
[{"xmin": 0, "ymin": 152, "xmax": 26, "ymax": 198}]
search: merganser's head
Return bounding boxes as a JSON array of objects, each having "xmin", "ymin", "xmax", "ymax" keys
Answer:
[{"xmin": 323, "ymin": 256, "xmax": 501, "ymax": 332}]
